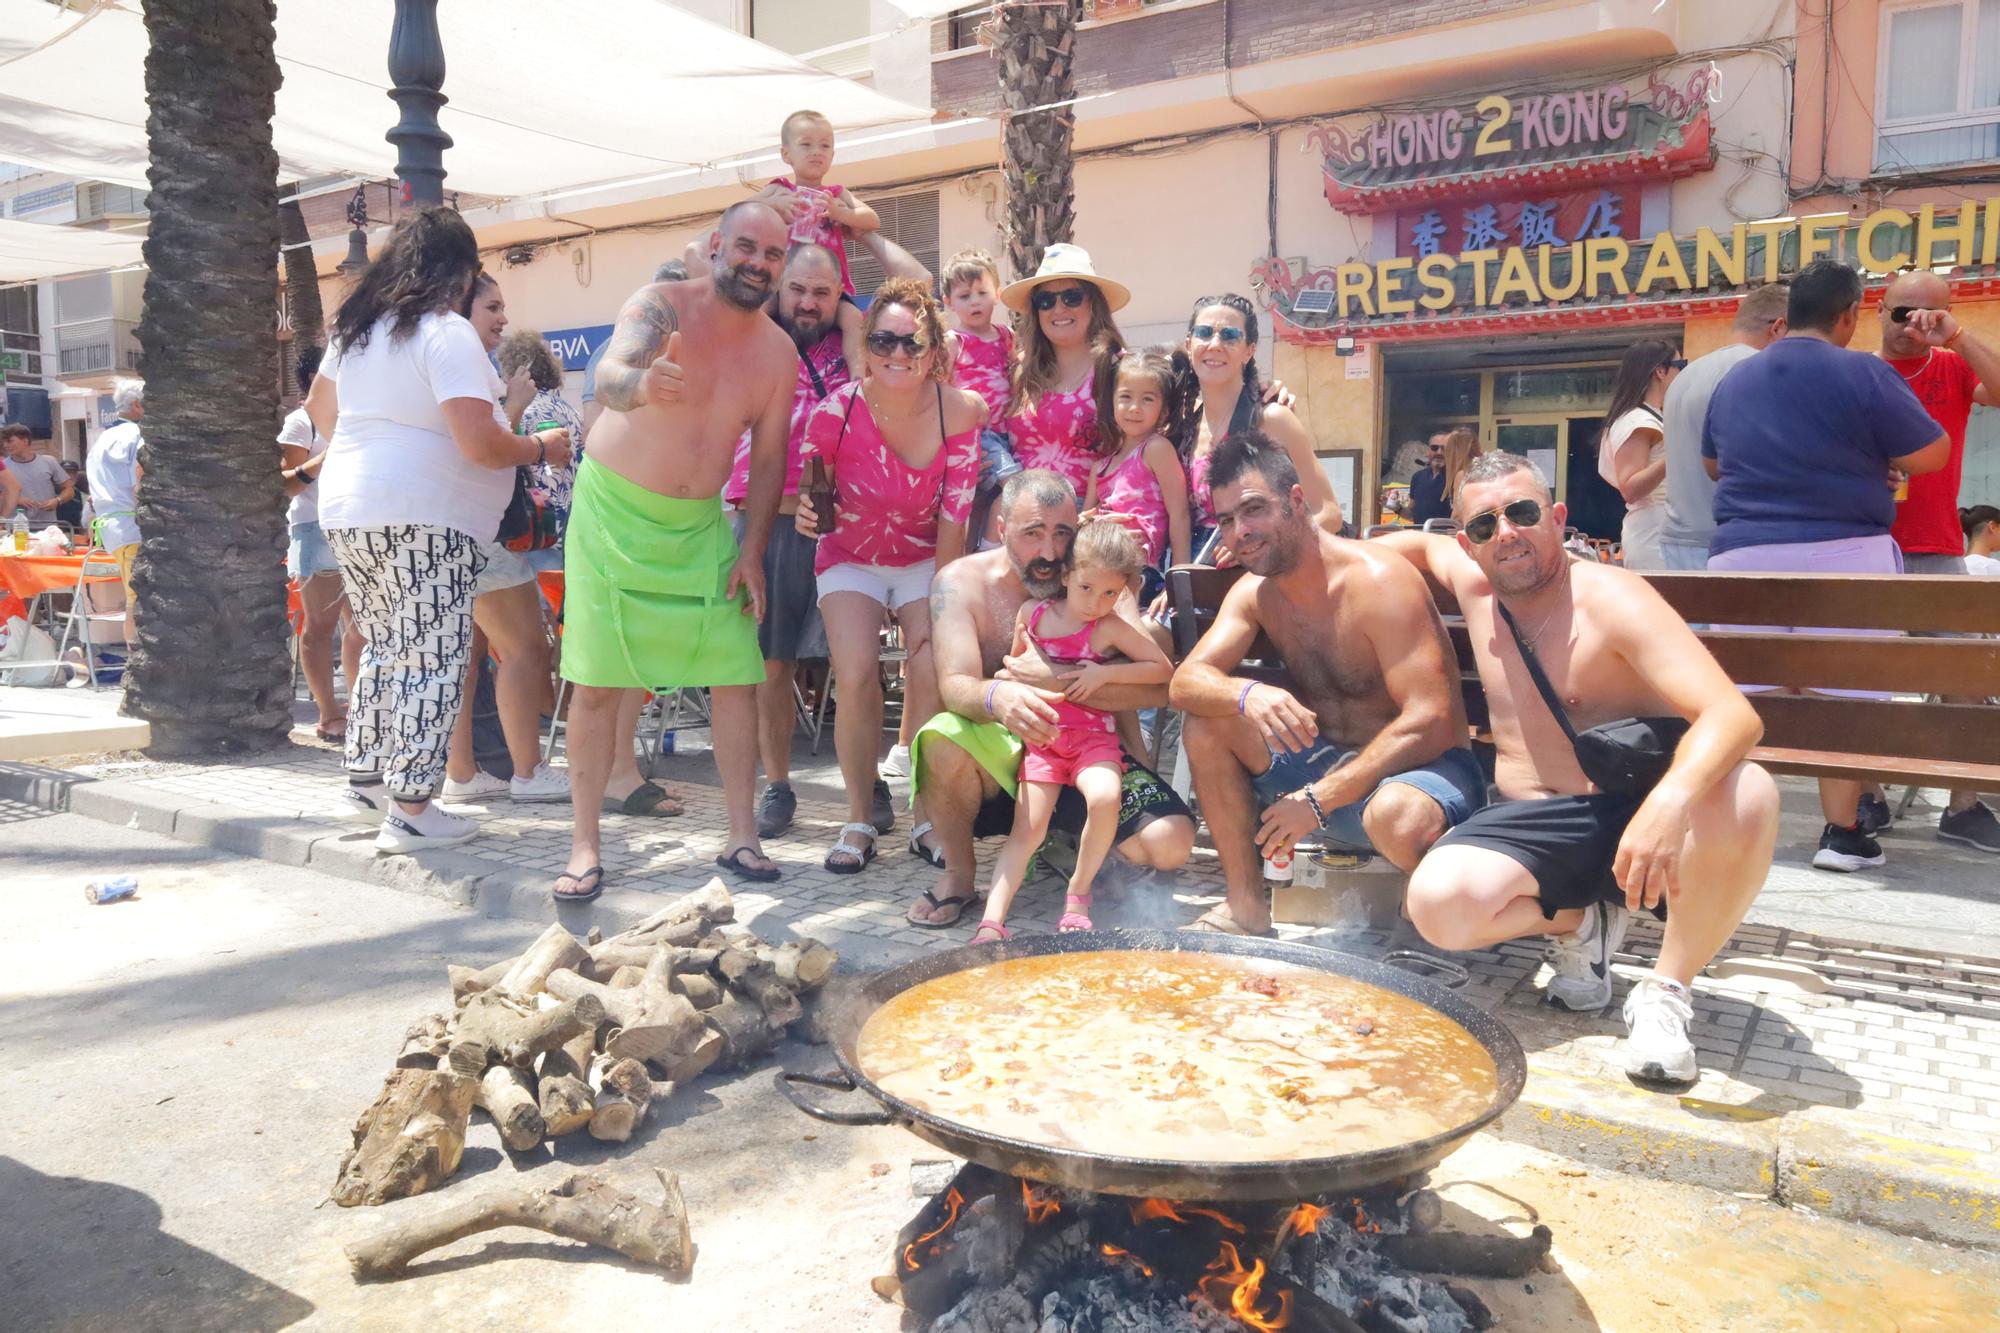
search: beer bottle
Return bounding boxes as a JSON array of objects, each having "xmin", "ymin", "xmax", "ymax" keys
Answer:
[{"xmin": 802, "ymin": 457, "xmax": 836, "ymax": 537}]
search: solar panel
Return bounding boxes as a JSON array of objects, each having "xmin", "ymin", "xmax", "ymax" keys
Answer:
[{"xmin": 1289, "ymin": 289, "xmax": 1336, "ymax": 315}]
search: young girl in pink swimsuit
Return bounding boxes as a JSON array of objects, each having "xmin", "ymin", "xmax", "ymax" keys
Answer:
[
  {"xmin": 971, "ymin": 522, "xmax": 1173, "ymax": 943},
  {"xmin": 1084, "ymin": 348, "xmax": 1192, "ymax": 577}
]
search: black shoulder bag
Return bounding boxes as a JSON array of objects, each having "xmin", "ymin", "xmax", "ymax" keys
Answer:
[{"xmin": 1495, "ymin": 600, "xmax": 1690, "ymax": 797}]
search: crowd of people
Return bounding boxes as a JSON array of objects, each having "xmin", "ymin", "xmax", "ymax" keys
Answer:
[{"xmin": 31, "ymin": 106, "xmax": 1946, "ymax": 1091}]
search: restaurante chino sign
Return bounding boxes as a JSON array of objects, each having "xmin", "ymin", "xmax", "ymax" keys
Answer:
[{"xmin": 1292, "ymin": 203, "xmax": 2000, "ymax": 322}]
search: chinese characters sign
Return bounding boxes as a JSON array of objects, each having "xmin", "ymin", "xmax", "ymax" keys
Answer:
[{"xmin": 1397, "ymin": 187, "xmax": 1636, "ymax": 260}]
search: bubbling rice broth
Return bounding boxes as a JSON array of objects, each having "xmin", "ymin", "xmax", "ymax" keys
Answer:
[{"xmin": 856, "ymin": 951, "xmax": 1498, "ymax": 1164}]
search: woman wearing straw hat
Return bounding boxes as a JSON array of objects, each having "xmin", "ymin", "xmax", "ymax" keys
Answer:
[{"xmin": 998, "ymin": 244, "xmax": 1130, "ymax": 497}]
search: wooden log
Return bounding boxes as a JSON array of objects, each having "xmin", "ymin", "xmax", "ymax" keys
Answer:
[
  {"xmin": 587, "ymin": 1055, "xmax": 654, "ymax": 1143},
  {"xmin": 1375, "ymin": 1223, "xmax": 1553, "ymax": 1278},
  {"xmin": 702, "ymin": 991, "xmax": 779, "ymax": 1069},
  {"xmin": 452, "ymin": 957, "xmax": 513, "ymax": 1005},
  {"xmin": 607, "ymin": 965, "xmax": 647, "ymax": 989},
  {"xmin": 475, "ymin": 1064, "xmax": 545, "ymax": 1153},
  {"xmin": 757, "ymin": 940, "xmax": 837, "ymax": 992},
  {"xmin": 496, "ymin": 923, "xmax": 588, "ymax": 1000},
  {"xmin": 799, "ymin": 975, "xmax": 866, "ymax": 1047},
  {"xmin": 543, "ymin": 967, "xmax": 704, "ymax": 1065},
  {"xmin": 537, "ymin": 1032, "xmax": 594, "ymax": 1138},
  {"xmin": 457, "ymin": 992, "xmax": 606, "ymax": 1069},
  {"xmin": 651, "ymin": 1028, "xmax": 723, "ymax": 1084},
  {"xmin": 345, "ymin": 1168, "xmax": 693, "ymax": 1280},
  {"xmin": 331, "ymin": 1069, "xmax": 477, "ymax": 1207},
  {"xmin": 610, "ymin": 878, "xmax": 734, "ymax": 941},
  {"xmin": 670, "ymin": 972, "xmax": 722, "ymax": 1009},
  {"xmin": 737, "ymin": 972, "xmax": 803, "ymax": 1030},
  {"xmin": 396, "ymin": 1014, "xmax": 451, "ymax": 1069}
]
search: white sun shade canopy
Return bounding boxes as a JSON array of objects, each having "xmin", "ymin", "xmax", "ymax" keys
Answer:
[
  {"xmin": 0, "ymin": 216, "xmax": 144, "ymax": 282},
  {"xmin": 0, "ymin": 0, "xmax": 933, "ymax": 198},
  {"xmin": 880, "ymin": 0, "xmax": 988, "ymax": 19}
]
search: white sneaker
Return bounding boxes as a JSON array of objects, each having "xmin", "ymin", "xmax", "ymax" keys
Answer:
[
  {"xmin": 880, "ymin": 743, "xmax": 912, "ymax": 779},
  {"xmin": 339, "ymin": 782, "xmax": 387, "ymax": 820},
  {"xmin": 375, "ymin": 804, "xmax": 480, "ymax": 856},
  {"xmin": 510, "ymin": 762, "xmax": 571, "ymax": 804},
  {"xmin": 1622, "ymin": 975, "xmax": 1698, "ymax": 1083},
  {"xmin": 441, "ymin": 770, "xmax": 510, "ymax": 803},
  {"xmin": 1544, "ymin": 900, "xmax": 1630, "ymax": 1012}
]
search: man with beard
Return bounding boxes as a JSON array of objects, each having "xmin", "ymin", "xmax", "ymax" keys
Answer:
[
  {"xmin": 1386, "ymin": 451, "xmax": 1778, "ymax": 1084},
  {"xmin": 557, "ymin": 200, "xmax": 798, "ymax": 898},
  {"xmin": 726, "ymin": 243, "xmax": 851, "ymax": 838},
  {"xmin": 1171, "ymin": 432, "xmax": 1482, "ymax": 938},
  {"xmin": 905, "ymin": 469, "xmax": 1196, "ymax": 926}
]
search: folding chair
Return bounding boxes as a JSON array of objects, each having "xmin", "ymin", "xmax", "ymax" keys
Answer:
[{"xmin": 51, "ymin": 551, "xmax": 131, "ymax": 690}]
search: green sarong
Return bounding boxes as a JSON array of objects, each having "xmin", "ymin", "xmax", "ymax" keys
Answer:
[
  {"xmin": 560, "ymin": 459, "xmax": 765, "ymax": 690},
  {"xmin": 910, "ymin": 710, "xmax": 1024, "ymax": 806}
]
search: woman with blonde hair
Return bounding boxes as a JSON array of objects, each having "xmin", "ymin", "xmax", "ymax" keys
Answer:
[
  {"xmin": 1441, "ymin": 428, "xmax": 1482, "ymax": 509},
  {"xmin": 796, "ymin": 277, "xmax": 985, "ymax": 874}
]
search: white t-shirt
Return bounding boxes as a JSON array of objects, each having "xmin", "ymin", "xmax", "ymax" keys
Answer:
[
  {"xmin": 317, "ymin": 311, "xmax": 513, "ymax": 541},
  {"xmin": 277, "ymin": 406, "xmax": 319, "ymax": 527},
  {"xmin": 1967, "ymin": 552, "xmax": 2000, "ymax": 576},
  {"xmin": 87, "ymin": 417, "xmax": 143, "ymax": 550},
  {"xmin": 1599, "ymin": 405, "xmax": 1667, "ymax": 512}
]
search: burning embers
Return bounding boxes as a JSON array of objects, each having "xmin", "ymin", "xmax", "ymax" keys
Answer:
[{"xmin": 880, "ymin": 1164, "xmax": 1536, "ymax": 1332}]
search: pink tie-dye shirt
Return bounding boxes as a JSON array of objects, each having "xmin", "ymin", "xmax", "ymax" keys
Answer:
[
  {"xmin": 770, "ymin": 177, "xmax": 856, "ymax": 296},
  {"xmin": 952, "ymin": 325, "xmax": 1014, "ymax": 423},
  {"xmin": 1005, "ymin": 378, "xmax": 1100, "ymax": 496},
  {"xmin": 1089, "ymin": 436, "xmax": 1174, "ymax": 567},
  {"xmin": 800, "ymin": 382, "xmax": 980, "ymax": 575},
  {"xmin": 724, "ymin": 330, "xmax": 851, "ymax": 506}
]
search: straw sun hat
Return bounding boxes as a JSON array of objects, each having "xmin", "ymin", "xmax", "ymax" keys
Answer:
[{"xmin": 997, "ymin": 242, "xmax": 1132, "ymax": 314}]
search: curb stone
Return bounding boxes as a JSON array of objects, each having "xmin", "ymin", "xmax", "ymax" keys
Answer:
[{"xmin": 10, "ymin": 764, "xmax": 2000, "ymax": 1252}]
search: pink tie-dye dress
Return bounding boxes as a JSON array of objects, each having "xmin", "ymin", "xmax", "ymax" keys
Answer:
[{"xmin": 799, "ymin": 382, "xmax": 980, "ymax": 576}]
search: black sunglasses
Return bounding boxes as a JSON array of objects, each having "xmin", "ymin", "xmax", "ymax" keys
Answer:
[
  {"xmin": 1888, "ymin": 305, "xmax": 1944, "ymax": 324},
  {"xmin": 1031, "ymin": 287, "xmax": 1090, "ymax": 312},
  {"xmin": 1666, "ymin": 357, "xmax": 1688, "ymax": 370},
  {"xmin": 865, "ymin": 330, "xmax": 929, "ymax": 357},
  {"xmin": 1463, "ymin": 498, "xmax": 1545, "ymax": 544},
  {"xmin": 1189, "ymin": 323, "xmax": 1247, "ymax": 345}
]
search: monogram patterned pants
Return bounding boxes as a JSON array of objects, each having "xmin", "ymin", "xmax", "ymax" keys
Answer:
[{"xmin": 326, "ymin": 525, "xmax": 485, "ymax": 803}]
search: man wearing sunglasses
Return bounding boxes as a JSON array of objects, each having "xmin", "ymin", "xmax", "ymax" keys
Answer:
[
  {"xmin": 1406, "ymin": 434, "xmax": 1452, "ymax": 525},
  {"xmin": 1381, "ymin": 452, "xmax": 1779, "ymax": 1085},
  {"xmin": 1173, "ymin": 433, "xmax": 1485, "ymax": 938},
  {"xmin": 1862, "ymin": 268, "xmax": 2000, "ymax": 855}
]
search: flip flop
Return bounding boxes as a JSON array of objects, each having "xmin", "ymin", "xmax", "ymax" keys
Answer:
[
  {"xmin": 1183, "ymin": 906, "xmax": 1275, "ymax": 938},
  {"xmin": 553, "ymin": 865, "xmax": 605, "ymax": 903},
  {"xmin": 603, "ymin": 780, "xmax": 683, "ymax": 818},
  {"xmin": 825, "ymin": 822, "xmax": 878, "ymax": 875},
  {"xmin": 715, "ymin": 845, "xmax": 782, "ymax": 883},
  {"xmin": 314, "ymin": 721, "xmax": 346, "ymax": 744},
  {"xmin": 1058, "ymin": 893, "xmax": 1094, "ymax": 932},
  {"xmin": 906, "ymin": 821, "xmax": 946, "ymax": 869},
  {"xmin": 908, "ymin": 889, "xmax": 978, "ymax": 928},
  {"xmin": 970, "ymin": 921, "xmax": 1011, "ymax": 944}
]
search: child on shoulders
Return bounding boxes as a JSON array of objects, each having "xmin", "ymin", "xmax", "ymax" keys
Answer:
[{"xmin": 754, "ymin": 109, "xmax": 879, "ymax": 379}]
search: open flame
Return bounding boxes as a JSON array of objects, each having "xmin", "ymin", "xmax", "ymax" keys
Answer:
[
  {"xmin": 901, "ymin": 1187, "xmax": 964, "ymax": 1272},
  {"xmin": 1127, "ymin": 1197, "xmax": 1248, "ymax": 1234},
  {"xmin": 1198, "ymin": 1240, "xmax": 1293, "ymax": 1332},
  {"xmin": 1099, "ymin": 1242, "xmax": 1155, "ymax": 1278},
  {"xmin": 1021, "ymin": 1180, "xmax": 1062, "ymax": 1224},
  {"xmin": 1276, "ymin": 1200, "xmax": 1331, "ymax": 1248},
  {"xmin": 1349, "ymin": 1196, "xmax": 1381, "ymax": 1235}
]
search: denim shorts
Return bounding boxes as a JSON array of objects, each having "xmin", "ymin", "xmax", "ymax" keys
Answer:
[
  {"xmin": 288, "ymin": 520, "xmax": 340, "ymax": 580},
  {"xmin": 1251, "ymin": 741, "xmax": 1488, "ymax": 852}
]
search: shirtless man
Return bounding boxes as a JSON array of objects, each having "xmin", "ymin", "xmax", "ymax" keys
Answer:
[
  {"xmin": 1385, "ymin": 451, "xmax": 1778, "ymax": 1084},
  {"xmin": 906, "ymin": 469, "xmax": 1196, "ymax": 926},
  {"xmin": 1170, "ymin": 432, "xmax": 1484, "ymax": 937},
  {"xmin": 557, "ymin": 200, "xmax": 800, "ymax": 899}
]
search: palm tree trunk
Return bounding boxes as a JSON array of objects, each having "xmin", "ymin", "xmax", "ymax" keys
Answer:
[
  {"xmin": 281, "ymin": 193, "xmax": 323, "ymax": 356},
  {"xmin": 994, "ymin": 0, "xmax": 1077, "ymax": 282},
  {"xmin": 128, "ymin": 0, "xmax": 292, "ymax": 754}
]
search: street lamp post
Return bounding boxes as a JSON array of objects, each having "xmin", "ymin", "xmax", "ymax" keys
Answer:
[{"xmin": 386, "ymin": 0, "xmax": 451, "ymax": 209}]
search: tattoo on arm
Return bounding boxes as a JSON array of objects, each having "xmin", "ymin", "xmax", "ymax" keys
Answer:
[{"xmin": 593, "ymin": 286, "xmax": 678, "ymax": 413}]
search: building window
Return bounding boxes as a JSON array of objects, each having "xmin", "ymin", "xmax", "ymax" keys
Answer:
[
  {"xmin": 1877, "ymin": 0, "xmax": 2000, "ymax": 170},
  {"xmin": 845, "ymin": 190, "xmax": 940, "ymax": 294},
  {"xmin": 60, "ymin": 343, "xmax": 112, "ymax": 374}
]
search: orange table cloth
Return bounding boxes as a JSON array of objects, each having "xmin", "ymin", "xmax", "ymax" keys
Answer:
[{"xmin": 0, "ymin": 551, "xmax": 90, "ymax": 602}]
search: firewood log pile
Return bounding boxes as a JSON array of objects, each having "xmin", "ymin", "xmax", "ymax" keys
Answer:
[{"xmin": 331, "ymin": 879, "xmax": 835, "ymax": 1278}]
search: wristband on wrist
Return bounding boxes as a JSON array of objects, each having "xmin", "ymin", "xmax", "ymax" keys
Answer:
[
  {"xmin": 1946, "ymin": 327, "xmax": 1965, "ymax": 348},
  {"xmin": 1238, "ymin": 680, "xmax": 1257, "ymax": 715},
  {"xmin": 1299, "ymin": 787, "xmax": 1326, "ymax": 825},
  {"xmin": 536, "ymin": 435, "xmax": 546, "ymax": 466},
  {"xmin": 985, "ymin": 680, "xmax": 1001, "ymax": 717}
]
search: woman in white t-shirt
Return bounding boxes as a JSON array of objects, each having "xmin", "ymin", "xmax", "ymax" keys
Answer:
[
  {"xmin": 1597, "ymin": 339, "xmax": 1684, "ymax": 571},
  {"xmin": 1965, "ymin": 504, "xmax": 2000, "ymax": 576},
  {"xmin": 305, "ymin": 209, "xmax": 572, "ymax": 856}
]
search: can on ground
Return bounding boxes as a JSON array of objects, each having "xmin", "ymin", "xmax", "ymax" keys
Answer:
[{"xmin": 85, "ymin": 875, "xmax": 138, "ymax": 904}]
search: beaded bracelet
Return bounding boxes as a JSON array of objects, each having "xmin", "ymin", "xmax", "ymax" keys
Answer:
[
  {"xmin": 1237, "ymin": 680, "xmax": 1257, "ymax": 715},
  {"xmin": 1300, "ymin": 787, "xmax": 1327, "ymax": 825}
]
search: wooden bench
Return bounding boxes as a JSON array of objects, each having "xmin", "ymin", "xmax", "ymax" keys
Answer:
[{"xmin": 1166, "ymin": 564, "xmax": 2000, "ymax": 794}]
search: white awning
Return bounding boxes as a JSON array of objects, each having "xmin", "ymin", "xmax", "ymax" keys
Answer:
[
  {"xmin": 0, "ymin": 216, "xmax": 144, "ymax": 283},
  {"xmin": 0, "ymin": 0, "xmax": 933, "ymax": 198}
]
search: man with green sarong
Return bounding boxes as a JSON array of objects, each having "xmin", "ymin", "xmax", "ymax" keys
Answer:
[
  {"xmin": 905, "ymin": 470, "xmax": 1197, "ymax": 926},
  {"xmin": 557, "ymin": 201, "xmax": 800, "ymax": 900}
]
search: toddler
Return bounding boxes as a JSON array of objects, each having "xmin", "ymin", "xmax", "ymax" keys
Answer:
[
  {"xmin": 971, "ymin": 522, "xmax": 1173, "ymax": 943},
  {"xmin": 757, "ymin": 109, "xmax": 879, "ymax": 378},
  {"xmin": 942, "ymin": 249, "xmax": 1020, "ymax": 490}
]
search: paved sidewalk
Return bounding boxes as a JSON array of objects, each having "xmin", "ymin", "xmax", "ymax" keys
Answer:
[{"xmin": 7, "ymin": 724, "xmax": 2000, "ymax": 1248}]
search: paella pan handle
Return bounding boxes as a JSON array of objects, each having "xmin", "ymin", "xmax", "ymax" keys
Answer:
[
  {"xmin": 1383, "ymin": 950, "xmax": 1470, "ymax": 990},
  {"xmin": 775, "ymin": 1069, "xmax": 898, "ymax": 1126}
]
